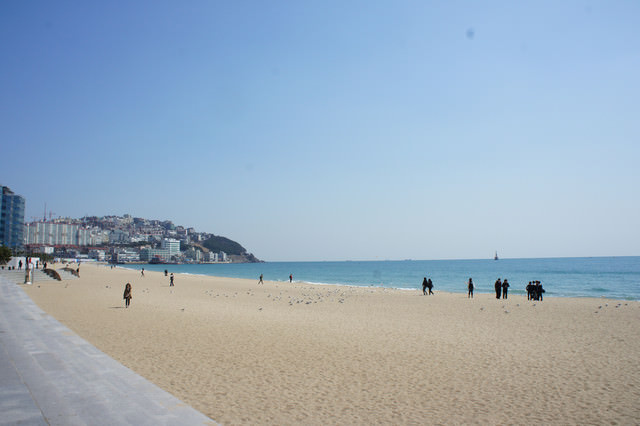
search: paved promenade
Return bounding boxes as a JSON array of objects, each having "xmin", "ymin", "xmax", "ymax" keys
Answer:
[{"xmin": 0, "ymin": 276, "xmax": 217, "ymax": 425}]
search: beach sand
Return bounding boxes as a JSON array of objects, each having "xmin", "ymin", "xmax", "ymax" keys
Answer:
[{"xmin": 24, "ymin": 263, "xmax": 640, "ymax": 425}]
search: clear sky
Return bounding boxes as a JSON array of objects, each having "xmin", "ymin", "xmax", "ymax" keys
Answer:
[{"xmin": 1, "ymin": 1, "xmax": 639, "ymax": 261}]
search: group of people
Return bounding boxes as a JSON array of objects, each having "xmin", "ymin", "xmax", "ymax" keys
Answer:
[
  {"xmin": 123, "ymin": 269, "xmax": 179, "ymax": 308},
  {"xmin": 257, "ymin": 274, "xmax": 294, "ymax": 284},
  {"xmin": 421, "ymin": 277, "xmax": 434, "ymax": 295},
  {"xmin": 468, "ymin": 278, "xmax": 511, "ymax": 299},
  {"xmin": 163, "ymin": 269, "xmax": 175, "ymax": 286},
  {"xmin": 10, "ymin": 259, "xmax": 47, "ymax": 270},
  {"xmin": 461, "ymin": 277, "xmax": 547, "ymax": 300},
  {"xmin": 526, "ymin": 281, "xmax": 545, "ymax": 300},
  {"xmin": 494, "ymin": 278, "xmax": 510, "ymax": 299}
]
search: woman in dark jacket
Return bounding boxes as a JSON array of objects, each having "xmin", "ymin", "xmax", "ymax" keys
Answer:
[{"xmin": 123, "ymin": 283, "xmax": 132, "ymax": 308}]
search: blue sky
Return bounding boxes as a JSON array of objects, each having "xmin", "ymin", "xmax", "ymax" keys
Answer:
[{"xmin": 1, "ymin": 1, "xmax": 639, "ymax": 261}]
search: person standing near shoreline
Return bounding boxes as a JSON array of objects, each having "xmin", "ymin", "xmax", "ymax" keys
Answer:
[
  {"xmin": 536, "ymin": 281, "xmax": 545, "ymax": 300},
  {"xmin": 289, "ymin": 274, "xmax": 293, "ymax": 283},
  {"xmin": 468, "ymin": 278, "xmax": 474, "ymax": 298},
  {"xmin": 422, "ymin": 277, "xmax": 428, "ymax": 295},
  {"xmin": 259, "ymin": 274, "xmax": 264, "ymax": 284},
  {"xmin": 123, "ymin": 283, "xmax": 132, "ymax": 308},
  {"xmin": 495, "ymin": 278, "xmax": 502, "ymax": 299},
  {"xmin": 141, "ymin": 268, "xmax": 145, "ymax": 277},
  {"xmin": 170, "ymin": 273, "xmax": 174, "ymax": 286},
  {"xmin": 502, "ymin": 279, "xmax": 510, "ymax": 299}
]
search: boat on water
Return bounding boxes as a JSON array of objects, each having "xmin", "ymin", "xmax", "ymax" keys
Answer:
[{"xmin": 494, "ymin": 251, "xmax": 499, "ymax": 260}]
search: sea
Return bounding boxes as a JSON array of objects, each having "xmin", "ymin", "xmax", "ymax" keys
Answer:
[{"xmin": 136, "ymin": 256, "xmax": 640, "ymax": 301}]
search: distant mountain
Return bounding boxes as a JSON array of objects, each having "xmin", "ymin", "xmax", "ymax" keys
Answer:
[{"xmin": 201, "ymin": 235, "xmax": 262, "ymax": 263}]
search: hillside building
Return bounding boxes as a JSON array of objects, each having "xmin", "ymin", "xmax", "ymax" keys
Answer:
[
  {"xmin": 161, "ymin": 238, "xmax": 180, "ymax": 256},
  {"xmin": 25, "ymin": 221, "xmax": 105, "ymax": 247},
  {"xmin": 139, "ymin": 248, "xmax": 171, "ymax": 262}
]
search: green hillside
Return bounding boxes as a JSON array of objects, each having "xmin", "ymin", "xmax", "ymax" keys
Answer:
[{"xmin": 202, "ymin": 235, "xmax": 247, "ymax": 256}]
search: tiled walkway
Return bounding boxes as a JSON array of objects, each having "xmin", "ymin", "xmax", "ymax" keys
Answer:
[{"xmin": 0, "ymin": 277, "xmax": 217, "ymax": 425}]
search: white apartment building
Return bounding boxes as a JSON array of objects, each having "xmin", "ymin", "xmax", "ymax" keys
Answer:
[
  {"xmin": 161, "ymin": 238, "xmax": 181, "ymax": 256},
  {"xmin": 109, "ymin": 229, "xmax": 130, "ymax": 243},
  {"xmin": 205, "ymin": 251, "xmax": 218, "ymax": 262},
  {"xmin": 204, "ymin": 251, "xmax": 228, "ymax": 262},
  {"xmin": 25, "ymin": 222, "xmax": 104, "ymax": 246}
]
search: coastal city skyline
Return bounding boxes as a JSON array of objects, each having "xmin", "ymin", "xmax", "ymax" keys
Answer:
[{"xmin": 2, "ymin": 2, "xmax": 639, "ymax": 261}]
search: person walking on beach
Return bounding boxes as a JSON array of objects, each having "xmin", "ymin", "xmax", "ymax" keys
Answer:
[
  {"xmin": 427, "ymin": 278, "xmax": 434, "ymax": 295},
  {"xmin": 422, "ymin": 277, "xmax": 428, "ymax": 295},
  {"xmin": 468, "ymin": 278, "xmax": 474, "ymax": 298},
  {"xmin": 502, "ymin": 279, "xmax": 510, "ymax": 299},
  {"xmin": 170, "ymin": 273, "xmax": 174, "ymax": 286},
  {"xmin": 123, "ymin": 283, "xmax": 132, "ymax": 308},
  {"xmin": 259, "ymin": 274, "xmax": 264, "ymax": 284},
  {"xmin": 495, "ymin": 278, "xmax": 502, "ymax": 299},
  {"xmin": 289, "ymin": 274, "xmax": 293, "ymax": 283},
  {"xmin": 141, "ymin": 268, "xmax": 145, "ymax": 277}
]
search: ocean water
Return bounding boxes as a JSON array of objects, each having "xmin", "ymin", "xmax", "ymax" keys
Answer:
[{"xmin": 137, "ymin": 256, "xmax": 640, "ymax": 301}]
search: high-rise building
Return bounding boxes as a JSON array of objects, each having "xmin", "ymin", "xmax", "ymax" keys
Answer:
[{"xmin": 0, "ymin": 185, "xmax": 25, "ymax": 250}]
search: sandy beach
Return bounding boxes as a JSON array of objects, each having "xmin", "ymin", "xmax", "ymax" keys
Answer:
[{"xmin": 23, "ymin": 263, "xmax": 640, "ymax": 425}]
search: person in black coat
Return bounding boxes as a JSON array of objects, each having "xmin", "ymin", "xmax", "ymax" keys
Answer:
[
  {"xmin": 422, "ymin": 277, "xmax": 428, "ymax": 295},
  {"xmin": 495, "ymin": 278, "xmax": 502, "ymax": 299},
  {"xmin": 502, "ymin": 279, "xmax": 510, "ymax": 299},
  {"xmin": 536, "ymin": 281, "xmax": 545, "ymax": 301}
]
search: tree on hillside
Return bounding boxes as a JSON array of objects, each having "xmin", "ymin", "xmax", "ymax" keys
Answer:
[{"xmin": 0, "ymin": 245, "xmax": 11, "ymax": 265}]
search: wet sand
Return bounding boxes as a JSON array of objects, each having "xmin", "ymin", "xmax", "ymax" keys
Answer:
[{"xmin": 24, "ymin": 263, "xmax": 640, "ymax": 425}]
